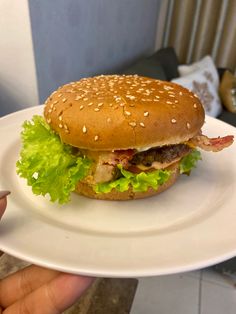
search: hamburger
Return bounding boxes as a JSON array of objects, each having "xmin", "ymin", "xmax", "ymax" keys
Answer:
[{"xmin": 16, "ymin": 75, "xmax": 234, "ymax": 204}]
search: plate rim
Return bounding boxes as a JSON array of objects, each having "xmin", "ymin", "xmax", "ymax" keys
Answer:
[{"xmin": 0, "ymin": 106, "xmax": 236, "ymax": 277}]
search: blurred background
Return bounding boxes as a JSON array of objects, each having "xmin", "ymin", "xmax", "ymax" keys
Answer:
[{"xmin": 0, "ymin": 0, "xmax": 235, "ymax": 116}]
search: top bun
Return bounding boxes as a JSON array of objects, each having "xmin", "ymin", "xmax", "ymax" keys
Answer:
[{"xmin": 44, "ymin": 75, "xmax": 205, "ymax": 150}]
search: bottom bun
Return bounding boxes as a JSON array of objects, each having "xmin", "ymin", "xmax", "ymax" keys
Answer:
[{"xmin": 74, "ymin": 163, "xmax": 180, "ymax": 201}]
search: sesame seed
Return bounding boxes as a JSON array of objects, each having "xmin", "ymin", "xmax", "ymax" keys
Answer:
[
  {"xmin": 94, "ymin": 135, "xmax": 99, "ymax": 141},
  {"xmin": 59, "ymin": 116, "xmax": 62, "ymax": 121},
  {"xmin": 129, "ymin": 122, "xmax": 137, "ymax": 127},
  {"xmin": 166, "ymin": 101, "xmax": 173, "ymax": 104},
  {"xmin": 187, "ymin": 122, "xmax": 191, "ymax": 129},
  {"xmin": 88, "ymin": 102, "xmax": 93, "ymax": 106},
  {"xmin": 59, "ymin": 123, "xmax": 63, "ymax": 128},
  {"xmin": 83, "ymin": 98, "xmax": 88, "ymax": 101},
  {"xmin": 159, "ymin": 91, "xmax": 164, "ymax": 93},
  {"xmin": 80, "ymin": 105, "xmax": 84, "ymax": 110},
  {"xmin": 82, "ymin": 126, "xmax": 87, "ymax": 133},
  {"xmin": 107, "ymin": 118, "xmax": 111, "ymax": 123},
  {"xmin": 174, "ymin": 100, "xmax": 179, "ymax": 103},
  {"xmin": 114, "ymin": 96, "xmax": 121, "ymax": 101},
  {"xmin": 120, "ymin": 103, "xmax": 125, "ymax": 107},
  {"xmin": 144, "ymin": 111, "xmax": 149, "ymax": 117},
  {"xmin": 53, "ymin": 107, "xmax": 56, "ymax": 111},
  {"xmin": 58, "ymin": 93, "xmax": 62, "ymax": 98},
  {"xmin": 169, "ymin": 94, "xmax": 175, "ymax": 98},
  {"xmin": 125, "ymin": 111, "xmax": 131, "ymax": 116},
  {"xmin": 75, "ymin": 96, "xmax": 82, "ymax": 100},
  {"xmin": 171, "ymin": 119, "xmax": 177, "ymax": 124},
  {"xmin": 64, "ymin": 124, "xmax": 68, "ymax": 130},
  {"xmin": 109, "ymin": 103, "xmax": 113, "ymax": 107},
  {"xmin": 98, "ymin": 102, "xmax": 103, "ymax": 107},
  {"xmin": 48, "ymin": 109, "xmax": 52, "ymax": 113},
  {"xmin": 50, "ymin": 104, "xmax": 54, "ymax": 108},
  {"xmin": 126, "ymin": 95, "xmax": 136, "ymax": 100},
  {"xmin": 154, "ymin": 99, "xmax": 159, "ymax": 102},
  {"xmin": 194, "ymin": 103, "xmax": 198, "ymax": 108},
  {"xmin": 179, "ymin": 92, "xmax": 183, "ymax": 95},
  {"xmin": 155, "ymin": 95, "xmax": 160, "ymax": 99},
  {"xmin": 47, "ymin": 118, "xmax": 51, "ymax": 123},
  {"xmin": 94, "ymin": 108, "xmax": 100, "ymax": 112},
  {"xmin": 62, "ymin": 98, "xmax": 67, "ymax": 103},
  {"xmin": 140, "ymin": 122, "xmax": 145, "ymax": 127},
  {"xmin": 164, "ymin": 85, "xmax": 174, "ymax": 90}
]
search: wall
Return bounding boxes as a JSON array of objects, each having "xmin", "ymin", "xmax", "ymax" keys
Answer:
[
  {"xmin": 28, "ymin": 0, "xmax": 161, "ymax": 103},
  {"xmin": 0, "ymin": 0, "xmax": 161, "ymax": 116},
  {"xmin": 0, "ymin": 0, "xmax": 39, "ymax": 116}
]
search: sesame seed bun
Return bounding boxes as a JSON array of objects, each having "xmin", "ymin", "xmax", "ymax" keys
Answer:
[
  {"xmin": 44, "ymin": 75, "xmax": 205, "ymax": 150},
  {"xmin": 75, "ymin": 162, "xmax": 180, "ymax": 200}
]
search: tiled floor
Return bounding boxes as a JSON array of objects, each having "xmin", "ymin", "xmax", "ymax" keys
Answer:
[{"xmin": 131, "ymin": 269, "xmax": 236, "ymax": 314}]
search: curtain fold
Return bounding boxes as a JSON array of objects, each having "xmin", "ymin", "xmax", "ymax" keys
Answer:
[{"xmin": 156, "ymin": 0, "xmax": 236, "ymax": 71}]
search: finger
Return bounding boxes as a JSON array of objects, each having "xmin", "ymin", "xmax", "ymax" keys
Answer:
[
  {"xmin": 0, "ymin": 191, "xmax": 10, "ymax": 200},
  {"xmin": 0, "ymin": 198, "xmax": 7, "ymax": 220},
  {"xmin": 0, "ymin": 265, "xmax": 60, "ymax": 308},
  {"xmin": 3, "ymin": 274, "xmax": 94, "ymax": 314},
  {"xmin": 0, "ymin": 191, "xmax": 10, "ymax": 219},
  {"xmin": 0, "ymin": 195, "xmax": 8, "ymax": 258}
]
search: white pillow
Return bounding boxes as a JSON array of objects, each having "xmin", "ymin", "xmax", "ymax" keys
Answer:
[
  {"xmin": 178, "ymin": 55, "xmax": 219, "ymax": 89},
  {"xmin": 172, "ymin": 56, "xmax": 222, "ymax": 117}
]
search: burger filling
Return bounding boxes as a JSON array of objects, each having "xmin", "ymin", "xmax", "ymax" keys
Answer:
[
  {"xmin": 81, "ymin": 144, "xmax": 193, "ymax": 185},
  {"xmin": 130, "ymin": 144, "xmax": 192, "ymax": 169},
  {"xmin": 16, "ymin": 115, "xmax": 233, "ymax": 204}
]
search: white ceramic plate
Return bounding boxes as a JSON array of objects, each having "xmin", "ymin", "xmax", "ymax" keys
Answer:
[{"xmin": 0, "ymin": 106, "xmax": 236, "ymax": 277}]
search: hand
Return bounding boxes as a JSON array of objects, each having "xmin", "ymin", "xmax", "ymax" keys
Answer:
[{"xmin": 0, "ymin": 192, "xmax": 94, "ymax": 314}]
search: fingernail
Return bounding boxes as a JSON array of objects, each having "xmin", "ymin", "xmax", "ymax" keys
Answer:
[{"xmin": 0, "ymin": 191, "xmax": 11, "ymax": 199}]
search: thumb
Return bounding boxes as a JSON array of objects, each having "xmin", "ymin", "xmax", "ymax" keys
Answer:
[{"xmin": 0, "ymin": 191, "xmax": 10, "ymax": 220}]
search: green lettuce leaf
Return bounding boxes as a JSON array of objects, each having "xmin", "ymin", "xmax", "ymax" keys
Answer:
[
  {"xmin": 179, "ymin": 149, "xmax": 202, "ymax": 175},
  {"xmin": 94, "ymin": 165, "xmax": 171, "ymax": 194},
  {"xmin": 16, "ymin": 115, "xmax": 91, "ymax": 204}
]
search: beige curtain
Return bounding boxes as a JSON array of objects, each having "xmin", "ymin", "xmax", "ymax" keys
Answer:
[{"xmin": 155, "ymin": 0, "xmax": 236, "ymax": 72}]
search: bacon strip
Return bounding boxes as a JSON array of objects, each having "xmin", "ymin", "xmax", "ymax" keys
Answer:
[
  {"xmin": 107, "ymin": 149, "xmax": 135, "ymax": 167},
  {"xmin": 190, "ymin": 134, "xmax": 234, "ymax": 152}
]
